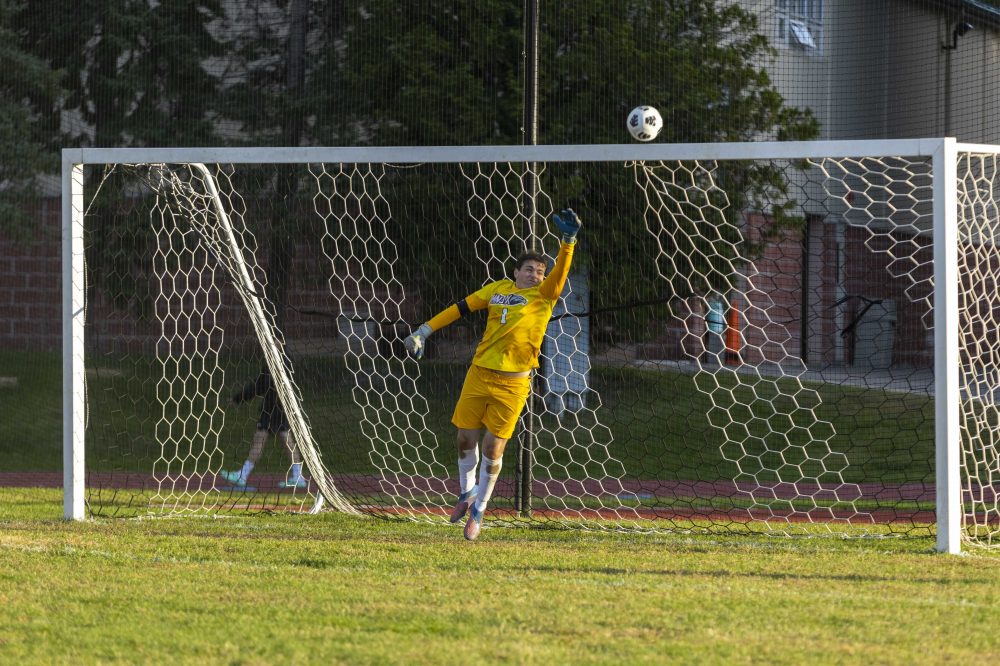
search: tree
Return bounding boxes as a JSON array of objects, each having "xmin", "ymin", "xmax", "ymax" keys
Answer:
[
  {"xmin": 313, "ymin": 0, "xmax": 524, "ymax": 147},
  {"xmin": 8, "ymin": 0, "xmax": 818, "ymax": 326},
  {"xmin": 306, "ymin": 0, "xmax": 819, "ymax": 319},
  {"xmin": 214, "ymin": 0, "xmax": 323, "ymax": 146},
  {"xmin": 536, "ymin": 1, "xmax": 817, "ymax": 322},
  {"xmin": 0, "ymin": 0, "xmax": 64, "ymax": 236},
  {"xmin": 13, "ymin": 0, "xmax": 226, "ymax": 148},
  {"xmin": 208, "ymin": 0, "xmax": 330, "ymax": 328},
  {"xmin": 12, "ymin": 0, "xmax": 229, "ymax": 311}
]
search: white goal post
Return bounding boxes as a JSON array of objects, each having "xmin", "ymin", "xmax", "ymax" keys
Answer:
[{"xmin": 61, "ymin": 139, "xmax": 991, "ymax": 553}]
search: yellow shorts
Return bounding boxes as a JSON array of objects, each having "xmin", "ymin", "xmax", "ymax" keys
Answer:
[{"xmin": 452, "ymin": 365, "xmax": 532, "ymax": 440}]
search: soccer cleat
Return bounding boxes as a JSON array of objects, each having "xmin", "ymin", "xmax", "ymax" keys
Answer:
[
  {"xmin": 219, "ymin": 469, "xmax": 246, "ymax": 487},
  {"xmin": 463, "ymin": 505, "xmax": 483, "ymax": 541},
  {"xmin": 449, "ymin": 489, "xmax": 477, "ymax": 524},
  {"xmin": 278, "ymin": 477, "xmax": 307, "ymax": 490}
]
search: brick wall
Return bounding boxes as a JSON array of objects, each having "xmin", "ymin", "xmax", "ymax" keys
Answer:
[
  {"xmin": 0, "ymin": 200, "xmax": 61, "ymax": 351},
  {"xmin": 0, "ymin": 199, "xmax": 409, "ymax": 357},
  {"xmin": 646, "ymin": 214, "xmax": 938, "ymax": 369},
  {"xmin": 0, "ymin": 202, "xmax": 957, "ymax": 369}
]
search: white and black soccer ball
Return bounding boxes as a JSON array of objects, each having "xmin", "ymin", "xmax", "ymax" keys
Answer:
[{"xmin": 627, "ymin": 105, "xmax": 663, "ymax": 142}]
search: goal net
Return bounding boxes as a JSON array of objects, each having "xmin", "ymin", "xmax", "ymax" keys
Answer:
[{"xmin": 62, "ymin": 140, "xmax": 996, "ymax": 552}]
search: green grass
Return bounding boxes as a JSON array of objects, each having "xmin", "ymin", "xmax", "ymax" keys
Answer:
[
  {"xmin": 2, "ymin": 488, "xmax": 1000, "ymax": 665},
  {"xmin": 0, "ymin": 350, "xmax": 936, "ymax": 489},
  {"xmin": 0, "ymin": 350, "xmax": 62, "ymax": 469}
]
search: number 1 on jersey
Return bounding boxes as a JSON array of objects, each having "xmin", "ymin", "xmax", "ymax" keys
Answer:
[{"xmin": 501, "ymin": 307, "xmax": 509, "ymax": 324}]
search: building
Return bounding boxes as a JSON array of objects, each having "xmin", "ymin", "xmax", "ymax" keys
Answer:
[{"xmin": 714, "ymin": 0, "xmax": 1000, "ymax": 370}]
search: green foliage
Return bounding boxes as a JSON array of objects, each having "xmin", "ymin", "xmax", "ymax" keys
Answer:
[
  {"xmin": 0, "ymin": 0, "xmax": 64, "ymax": 236},
  {"xmin": 9, "ymin": 0, "xmax": 821, "ymax": 316},
  {"xmin": 306, "ymin": 0, "xmax": 819, "ymax": 309},
  {"xmin": 10, "ymin": 1, "xmax": 229, "ymax": 310},
  {"xmin": 217, "ymin": 0, "xmax": 316, "ymax": 145},
  {"xmin": 314, "ymin": 0, "xmax": 819, "ymax": 147},
  {"xmin": 311, "ymin": 0, "xmax": 523, "ymax": 146},
  {"xmin": 542, "ymin": 1, "xmax": 784, "ymax": 144},
  {"xmin": 12, "ymin": 0, "xmax": 225, "ymax": 148},
  {"xmin": 536, "ymin": 0, "xmax": 819, "ymax": 313}
]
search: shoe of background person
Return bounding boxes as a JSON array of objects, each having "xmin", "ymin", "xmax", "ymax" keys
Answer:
[
  {"xmin": 219, "ymin": 470, "xmax": 246, "ymax": 487},
  {"xmin": 278, "ymin": 477, "xmax": 307, "ymax": 490},
  {"xmin": 450, "ymin": 490, "xmax": 477, "ymax": 524},
  {"xmin": 464, "ymin": 505, "xmax": 483, "ymax": 541}
]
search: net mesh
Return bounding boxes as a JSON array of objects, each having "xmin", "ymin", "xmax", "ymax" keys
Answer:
[
  {"xmin": 957, "ymin": 152, "xmax": 1000, "ymax": 548},
  {"xmin": 75, "ymin": 147, "xmax": 1000, "ymax": 547}
]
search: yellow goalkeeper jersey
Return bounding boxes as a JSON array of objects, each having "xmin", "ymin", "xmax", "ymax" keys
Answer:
[{"xmin": 426, "ymin": 242, "xmax": 575, "ymax": 372}]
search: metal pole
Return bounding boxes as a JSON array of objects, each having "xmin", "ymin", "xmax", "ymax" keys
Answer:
[
  {"xmin": 516, "ymin": 0, "xmax": 540, "ymax": 516},
  {"xmin": 943, "ymin": 47, "xmax": 952, "ymax": 137},
  {"xmin": 932, "ymin": 138, "xmax": 961, "ymax": 554},
  {"xmin": 799, "ymin": 216, "xmax": 811, "ymax": 364},
  {"xmin": 63, "ymin": 155, "xmax": 86, "ymax": 520}
]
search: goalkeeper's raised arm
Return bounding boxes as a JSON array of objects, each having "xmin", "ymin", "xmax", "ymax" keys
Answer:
[
  {"xmin": 403, "ymin": 208, "xmax": 580, "ymax": 359},
  {"xmin": 401, "ymin": 208, "xmax": 581, "ymax": 541}
]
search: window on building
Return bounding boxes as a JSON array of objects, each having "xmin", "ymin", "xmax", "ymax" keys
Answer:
[{"xmin": 776, "ymin": 0, "xmax": 823, "ymax": 52}]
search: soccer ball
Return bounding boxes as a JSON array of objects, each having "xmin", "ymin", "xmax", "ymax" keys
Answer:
[{"xmin": 627, "ymin": 105, "xmax": 663, "ymax": 142}]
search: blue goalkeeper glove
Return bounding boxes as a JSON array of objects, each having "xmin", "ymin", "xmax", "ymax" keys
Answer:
[
  {"xmin": 403, "ymin": 323, "xmax": 433, "ymax": 360},
  {"xmin": 552, "ymin": 208, "xmax": 582, "ymax": 244}
]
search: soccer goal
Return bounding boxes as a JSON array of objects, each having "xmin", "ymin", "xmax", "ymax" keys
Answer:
[{"xmin": 62, "ymin": 139, "xmax": 1000, "ymax": 552}]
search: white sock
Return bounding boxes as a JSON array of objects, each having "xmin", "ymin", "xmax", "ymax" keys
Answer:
[
  {"xmin": 239, "ymin": 460, "xmax": 254, "ymax": 483},
  {"xmin": 457, "ymin": 448, "xmax": 480, "ymax": 496},
  {"xmin": 290, "ymin": 462, "xmax": 302, "ymax": 482},
  {"xmin": 473, "ymin": 455, "xmax": 501, "ymax": 513}
]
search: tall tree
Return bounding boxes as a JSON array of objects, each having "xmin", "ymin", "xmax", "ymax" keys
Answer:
[
  {"xmin": 11, "ymin": 0, "xmax": 228, "ymax": 312},
  {"xmin": 13, "ymin": 0, "xmax": 226, "ymax": 147},
  {"xmin": 0, "ymin": 0, "xmax": 65, "ymax": 235},
  {"xmin": 537, "ymin": 0, "xmax": 819, "ymax": 317},
  {"xmin": 307, "ymin": 0, "xmax": 819, "ymax": 310},
  {"xmin": 210, "ymin": 0, "xmax": 326, "ymax": 328},
  {"xmin": 313, "ymin": 0, "xmax": 523, "ymax": 146}
]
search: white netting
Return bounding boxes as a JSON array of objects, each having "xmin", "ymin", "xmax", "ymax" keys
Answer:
[
  {"xmin": 811, "ymin": 156, "xmax": 935, "ymax": 332},
  {"xmin": 956, "ymin": 152, "xmax": 1000, "ymax": 547},
  {"xmin": 310, "ymin": 162, "xmax": 451, "ymax": 514},
  {"xmin": 635, "ymin": 160, "xmax": 867, "ymax": 532},
  {"xmin": 71, "ymin": 145, "xmax": 1000, "ymax": 549}
]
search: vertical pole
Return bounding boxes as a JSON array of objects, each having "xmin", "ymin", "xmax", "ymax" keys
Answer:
[
  {"xmin": 943, "ymin": 43, "xmax": 952, "ymax": 138},
  {"xmin": 63, "ymin": 153, "xmax": 86, "ymax": 520},
  {"xmin": 933, "ymin": 138, "xmax": 961, "ymax": 553},
  {"xmin": 523, "ymin": 0, "xmax": 540, "ymax": 166},
  {"xmin": 799, "ymin": 217, "xmax": 811, "ymax": 364},
  {"xmin": 516, "ymin": 0, "xmax": 540, "ymax": 516}
]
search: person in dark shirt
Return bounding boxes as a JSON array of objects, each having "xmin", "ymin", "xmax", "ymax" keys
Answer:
[{"xmin": 218, "ymin": 367, "xmax": 306, "ymax": 489}]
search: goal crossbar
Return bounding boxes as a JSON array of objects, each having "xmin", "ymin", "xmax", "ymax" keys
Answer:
[
  {"xmin": 61, "ymin": 138, "xmax": 982, "ymax": 554},
  {"xmin": 64, "ymin": 138, "xmax": 957, "ymax": 167}
]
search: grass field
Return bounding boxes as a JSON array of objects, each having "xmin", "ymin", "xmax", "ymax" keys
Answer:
[
  {"xmin": 0, "ymin": 347, "xmax": 943, "ymax": 531},
  {"xmin": 2, "ymin": 488, "xmax": 1000, "ymax": 665},
  {"xmin": 3, "ymin": 349, "xmax": 987, "ymax": 663},
  {"xmin": 0, "ymin": 349, "xmax": 935, "ymax": 486}
]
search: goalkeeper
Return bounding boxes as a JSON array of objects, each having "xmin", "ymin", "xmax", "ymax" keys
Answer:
[
  {"xmin": 404, "ymin": 208, "xmax": 581, "ymax": 541},
  {"xmin": 219, "ymin": 366, "xmax": 306, "ymax": 490}
]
